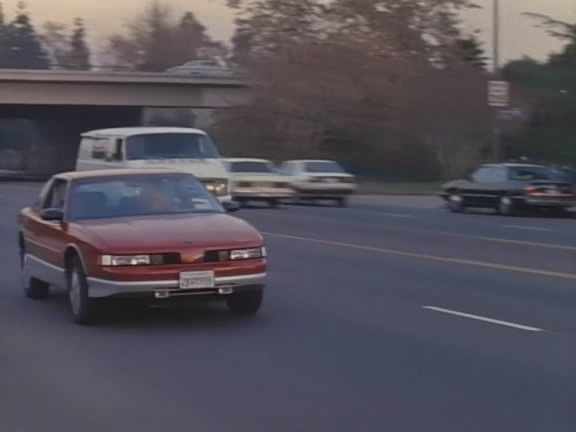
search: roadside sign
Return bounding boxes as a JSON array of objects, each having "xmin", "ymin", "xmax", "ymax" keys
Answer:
[{"xmin": 488, "ymin": 80, "xmax": 509, "ymax": 107}]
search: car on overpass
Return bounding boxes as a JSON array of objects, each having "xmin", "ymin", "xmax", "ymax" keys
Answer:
[
  {"xmin": 278, "ymin": 159, "xmax": 356, "ymax": 207},
  {"xmin": 75, "ymin": 127, "xmax": 232, "ymax": 202},
  {"xmin": 224, "ymin": 157, "xmax": 294, "ymax": 207},
  {"xmin": 165, "ymin": 59, "xmax": 236, "ymax": 77},
  {"xmin": 18, "ymin": 169, "xmax": 267, "ymax": 325},
  {"xmin": 441, "ymin": 163, "xmax": 576, "ymax": 215}
]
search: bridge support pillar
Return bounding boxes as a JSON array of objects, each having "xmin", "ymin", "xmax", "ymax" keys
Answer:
[{"xmin": 23, "ymin": 106, "xmax": 143, "ymax": 174}]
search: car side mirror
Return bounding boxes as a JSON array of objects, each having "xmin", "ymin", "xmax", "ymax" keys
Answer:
[
  {"xmin": 222, "ymin": 200, "xmax": 240, "ymax": 213},
  {"xmin": 40, "ymin": 208, "xmax": 64, "ymax": 222}
]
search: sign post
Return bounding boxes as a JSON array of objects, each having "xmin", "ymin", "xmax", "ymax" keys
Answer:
[{"xmin": 487, "ymin": 80, "xmax": 509, "ymax": 161}]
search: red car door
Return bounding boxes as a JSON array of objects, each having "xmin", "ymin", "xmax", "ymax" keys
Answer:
[{"xmin": 32, "ymin": 178, "xmax": 71, "ymax": 269}]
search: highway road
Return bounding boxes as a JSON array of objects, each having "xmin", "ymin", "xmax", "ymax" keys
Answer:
[{"xmin": 1, "ymin": 182, "xmax": 575, "ymax": 432}]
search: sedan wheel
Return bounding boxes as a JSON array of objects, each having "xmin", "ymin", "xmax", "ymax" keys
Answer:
[
  {"xmin": 447, "ymin": 193, "xmax": 465, "ymax": 213},
  {"xmin": 67, "ymin": 258, "xmax": 100, "ymax": 325},
  {"xmin": 69, "ymin": 271, "xmax": 82, "ymax": 317}
]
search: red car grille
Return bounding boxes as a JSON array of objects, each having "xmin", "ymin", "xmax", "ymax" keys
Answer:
[{"xmin": 150, "ymin": 253, "xmax": 181, "ymax": 265}]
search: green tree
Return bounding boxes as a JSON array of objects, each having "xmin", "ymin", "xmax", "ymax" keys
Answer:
[
  {"xmin": 66, "ymin": 18, "xmax": 90, "ymax": 70},
  {"xmin": 40, "ymin": 18, "xmax": 91, "ymax": 70},
  {"xmin": 524, "ymin": 12, "xmax": 576, "ymax": 67},
  {"xmin": 502, "ymin": 12, "xmax": 576, "ymax": 163},
  {"xmin": 5, "ymin": 2, "xmax": 49, "ymax": 69},
  {"xmin": 455, "ymin": 35, "xmax": 487, "ymax": 69},
  {"xmin": 0, "ymin": 2, "xmax": 9, "ymax": 67}
]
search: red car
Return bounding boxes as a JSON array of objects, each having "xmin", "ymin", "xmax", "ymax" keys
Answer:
[{"xmin": 18, "ymin": 169, "xmax": 267, "ymax": 325}]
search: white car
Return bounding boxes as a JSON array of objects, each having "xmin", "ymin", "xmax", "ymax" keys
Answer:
[
  {"xmin": 165, "ymin": 60, "xmax": 236, "ymax": 77},
  {"xmin": 224, "ymin": 158, "xmax": 294, "ymax": 207},
  {"xmin": 279, "ymin": 160, "xmax": 356, "ymax": 206}
]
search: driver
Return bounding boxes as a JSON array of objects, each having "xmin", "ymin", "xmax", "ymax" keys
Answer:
[{"xmin": 137, "ymin": 181, "xmax": 180, "ymax": 212}]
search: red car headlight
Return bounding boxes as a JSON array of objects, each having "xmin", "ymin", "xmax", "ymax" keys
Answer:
[
  {"xmin": 229, "ymin": 247, "xmax": 266, "ymax": 260},
  {"xmin": 99, "ymin": 254, "xmax": 151, "ymax": 266}
]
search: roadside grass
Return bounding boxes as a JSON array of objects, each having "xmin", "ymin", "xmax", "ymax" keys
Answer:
[{"xmin": 356, "ymin": 181, "xmax": 442, "ymax": 195}]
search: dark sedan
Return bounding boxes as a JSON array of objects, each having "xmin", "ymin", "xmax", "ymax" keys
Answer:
[{"xmin": 440, "ymin": 163, "xmax": 576, "ymax": 215}]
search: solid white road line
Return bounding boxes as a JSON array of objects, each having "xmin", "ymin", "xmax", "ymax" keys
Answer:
[
  {"xmin": 501, "ymin": 224, "xmax": 553, "ymax": 232},
  {"xmin": 422, "ymin": 306, "xmax": 544, "ymax": 332},
  {"xmin": 264, "ymin": 231, "xmax": 576, "ymax": 280},
  {"xmin": 267, "ymin": 212, "xmax": 576, "ymax": 251}
]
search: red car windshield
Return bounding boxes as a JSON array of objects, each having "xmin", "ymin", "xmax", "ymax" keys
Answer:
[{"xmin": 68, "ymin": 174, "xmax": 223, "ymax": 220}]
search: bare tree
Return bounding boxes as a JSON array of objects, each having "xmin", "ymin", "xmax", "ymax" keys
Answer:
[
  {"xmin": 213, "ymin": 0, "xmax": 489, "ymax": 179},
  {"xmin": 103, "ymin": 1, "xmax": 224, "ymax": 71}
]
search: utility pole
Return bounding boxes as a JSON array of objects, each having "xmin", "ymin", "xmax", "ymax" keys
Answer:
[
  {"xmin": 490, "ymin": 0, "xmax": 503, "ymax": 161},
  {"xmin": 492, "ymin": 0, "xmax": 500, "ymax": 74}
]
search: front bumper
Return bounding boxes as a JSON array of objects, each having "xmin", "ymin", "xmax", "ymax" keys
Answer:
[
  {"xmin": 87, "ymin": 272, "xmax": 266, "ymax": 299},
  {"xmin": 232, "ymin": 189, "xmax": 295, "ymax": 200},
  {"xmin": 523, "ymin": 197, "xmax": 576, "ymax": 207},
  {"xmin": 294, "ymin": 186, "xmax": 355, "ymax": 197},
  {"xmin": 216, "ymin": 194, "xmax": 233, "ymax": 202}
]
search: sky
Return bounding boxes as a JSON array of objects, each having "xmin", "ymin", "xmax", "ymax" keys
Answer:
[{"xmin": 3, "ymin": 0, "xmax": 575, "ymax": 62}]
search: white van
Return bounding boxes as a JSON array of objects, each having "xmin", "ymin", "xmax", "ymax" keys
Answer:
[{"xmin": 75, "ymin": 127, "xmax": 231, "ymax": 201}]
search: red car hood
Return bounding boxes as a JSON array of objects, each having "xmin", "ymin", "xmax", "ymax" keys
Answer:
[{"xmin": 77, "ymin": 213, "xmax": 263, "ymax": 253}]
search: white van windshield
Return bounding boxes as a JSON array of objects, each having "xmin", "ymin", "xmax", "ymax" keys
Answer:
[
  {"xmin": 305, "ymin": 161, "xmax": 346, "ymax": 173},
  {"xmin": 229, "ymin": 161, "xmax": 275, "ymax": 173},
  {"xmin": 125, "ymin": 133, "xmax": 220, "ymax": 160}
]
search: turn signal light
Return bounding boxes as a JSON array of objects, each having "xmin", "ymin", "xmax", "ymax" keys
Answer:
[{"xmin": 523, "ymin": 185, "xmax": 536, "ymax": 194}]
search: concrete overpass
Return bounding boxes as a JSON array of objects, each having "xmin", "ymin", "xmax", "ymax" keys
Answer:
[
  {"xmin": 0, "ymin": 70, "xmax": 251, "ymax": 173},
  {"xmin": 0, "ymin": 69, "xmax": 250, "ymax": 108}
]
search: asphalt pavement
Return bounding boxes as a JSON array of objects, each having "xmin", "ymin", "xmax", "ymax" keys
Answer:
[{"xmin": 1, "ymin": 182, "xmax": 575, "ymax": 432}]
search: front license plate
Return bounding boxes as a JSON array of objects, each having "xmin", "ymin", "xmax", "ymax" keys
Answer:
[{"xmin": 179, "ymin": 271, "xmax": 215, "ymax": 289}]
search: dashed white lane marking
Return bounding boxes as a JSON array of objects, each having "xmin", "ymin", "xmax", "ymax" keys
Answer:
[
  {"xmin": 378, "ymin": 212, "xmax": 414, "ymax": 218},
  {"xmin": 422, "ymin": 306, "xmax": 544, "ymax": 332},
  {"xmin": 501, "ymin": 224, "xmax": 553, "ymax": 232}
]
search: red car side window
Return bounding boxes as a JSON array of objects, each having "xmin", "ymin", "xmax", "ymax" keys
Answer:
[
  {"xmin": 32, "ymin": 179, "xmax": 54, "ymax": 212},
  {"xmin": 42, "ymin": 179, "xmax": 69, "ymax": 210}
]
